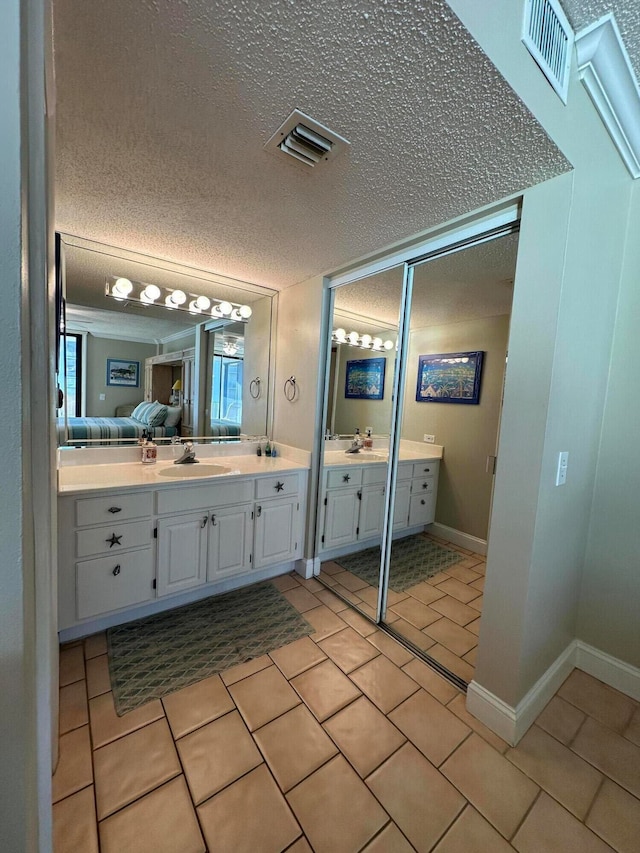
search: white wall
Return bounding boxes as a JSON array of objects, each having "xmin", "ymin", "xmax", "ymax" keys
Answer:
[
  {"xmin": 1, "ymin": 0, "xmax": 54, "ymax": 848},
  {"xmin": 450, "ymin": 0, "xmax": 634, "ymax": 708},
  {"xmin": 579, "ymin": 181, "xmax": 640, "ymax": 666}
]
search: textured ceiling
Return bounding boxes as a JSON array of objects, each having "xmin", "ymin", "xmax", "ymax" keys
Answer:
[
  {"xmin": 563, "ymin": 1, "xmax": 640, "ymax": 80},
  {"xmin": 334, "ymin": 232, "xmax": 518, "ymax": 330},
  {"xmin": 53, "ymin": 0, "xmax": 568, "ymax": 291}
]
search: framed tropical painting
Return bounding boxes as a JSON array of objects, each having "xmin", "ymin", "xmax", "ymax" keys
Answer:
[
  {"xmin": 106, "ymin": 358, "xmax": 140, "ymax": 387},
  {"xmin": 345, "ymin": 357, "xmax": 386, "ymax": 400},
  {"xmin": 416, "ymin": 351, "xmax": 483, "ymax": 404}
]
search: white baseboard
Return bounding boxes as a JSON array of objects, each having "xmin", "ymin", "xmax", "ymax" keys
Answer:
[
  {"xmin": 428, "ymin": 522, "xmax": 487, "ymax": 556},
  {"xmin": 467, "ymin": 638, "xmax": 640, "ymax": 744},
  {"xmin": 576, "ymin": 640, "xmax": 640, "ymax": 701}
]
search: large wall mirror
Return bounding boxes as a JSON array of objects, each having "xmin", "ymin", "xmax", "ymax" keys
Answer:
[
  {"xmin": 56, "ymin": 235, "xmax": 277, "ymax": 446},
  {"xmin": 315, "ymin": 229, "xmax": 519, "ymax": 686}
]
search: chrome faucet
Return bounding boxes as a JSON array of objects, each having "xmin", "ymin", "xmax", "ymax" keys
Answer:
[
  {"xmin": 174, "ymin": 440, "xmax": 199, "ymax": 464},
  {"xmin": 345, "ymin": 437, "xmax": 363, "ymax": 454}
]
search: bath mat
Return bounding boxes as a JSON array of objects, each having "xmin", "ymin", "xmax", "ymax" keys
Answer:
[
  {"xmin": 107, "ymin": 580, "xmax": 312, "ymax": 715},
  {"xmin": 337, "ymin": 535, "xmax": 463, "ymax": 592}
]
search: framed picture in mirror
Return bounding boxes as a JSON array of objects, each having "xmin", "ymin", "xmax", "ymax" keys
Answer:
[
  {"xmin": 345, "ymin": 357, "xmax": 386, "ymax": 400},
  {"xmin": 106, "ymin": 358, "xmax": 140, "ymax": 387},
  {"xmin": 416, "ymin": 351, "xmax": 483, "ymax": 404}
]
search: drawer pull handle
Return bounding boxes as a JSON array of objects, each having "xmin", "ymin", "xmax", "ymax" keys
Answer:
[
  {"xmin": 343, "ymin": 474, "xmax": 351, "ymax": 483},
  {"xmin": 256, "ymin": 505, "xmax": 262, "ymax": 518},
  {"xmin": 106, "ymin": 533, "xmax": 123, "ymax": 548},
  {"xmin": 108, "ymin": 506, "xmax": 122, "ymax": 514},
  {"xmin": 275, "ymin": 481, "xmax": 285, "ymax": 492},
  {"xmin": 112, "ymin": 564, "xmax": 121, "ymax": 576},
  {"xmin": 421, "ymin": 499, "xmax": 426, "ymax": 505},
  {"xmin": 210, "ymin": 514, "xmax": 216, "ymax": 527},
  {"xmin": 201, "ymin": 515, "xmax": 208, "ymax": 528},
  {"xmin": 424, "ymin": 468, "xmax": 430, "ymax": 473}
]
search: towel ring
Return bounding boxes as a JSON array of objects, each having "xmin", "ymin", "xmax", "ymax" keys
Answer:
[
  {"xmin": 249, "ymin": 377, "xmax": 261, "ymax": 399},
  {"xmin": 283, "ymin": 375, "xmax": 297, "ymax": 402}
]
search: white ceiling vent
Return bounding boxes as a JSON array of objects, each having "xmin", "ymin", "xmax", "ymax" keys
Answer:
[
  {"xmin": 265, "ymin": 109, "xmax": 350, "ymax": 167},
  {"xmin": 522, "ymin": 0, "xmax": 574, "ymax": 104}
]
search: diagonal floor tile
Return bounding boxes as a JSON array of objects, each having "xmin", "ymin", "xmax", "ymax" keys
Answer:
[
  {"xmin": 291, "ymin": 659, "xmax": 361, "ymax": 722},
  {"xmin": 350, "ymin": 655, "xmax": 419, "ymax": 714},
  {"xmin": 366, "ymin": 630, "xmax": 413, "ymax": 668},
  {"xmin": 304, "ymin": 604, "xmax": 347, "ymax": 640},
  {"xmin": 52, "ymin": 726, "xmax": 93, "ymax": 804},
  {"xmin": 59, "ymin": 680, "xmax": 89, "ymax": 734},
  {"xmin": 93, "ymin": 718, "xmax": 181, "ymax": 819},
  {"xmin": 428, "ymin": 595, "xmax": 479, "ymax": 627},
  {"xmin": 432, "ymin": 805, "xmax": 513, "ymax": 852},
  {"xmin": 197, "ymin": 764, "xmax": 301, "ymax": 853},
  {"xmin": 389, "ymin": 597, "xmax": 441, "ymax": 629},
  {"xmin": 228, "ymin": 665, "xmax": 300, "ymax": 731},
  {"xmin": 98, "ymin": 776, "xmax": 205, "ymax": 853},
  {"xmin": 89, "ymin": 692, "xmax": 164, "ymax": 748},
  {"xmin": 559, "ymin": 669, "xmax": 636, "ymax": 733},
  {"xmin": 513, "ymin": 791, "xmax": 613, "ymax": 852},
  {"xmin": 362, "ymin": 822, "xmax": 415, "ymax": 852},
  {"xmin": 220, "ymin": 654, "xmax": 272, "ymax": 686},
  {"xmin": 423, "ymin": 618, "xmax": 478, "ymax": 657},
  {"xmin": 586, "ymin": 778, "xmax": 640, "ymax": 853},
  {"xmin": 287, "ymin": 755, "xmax": 388, "ymax": 853},
  {"xmin": 572, "ymin": 716, "xmax": 640, "ymax": 798},
  {"xmin": 254, "ymin": 704, "xmax": 337, "ymax": 792},
  {"xmin": 53, "ymin": 785, "xmax": 98, "ymax": 853},
  {"xmin": 318, "ymin": 627, "xmax": 380, "ymax": 673},
  {"xmin": 269, "ymin": 635, "xmax": 327, "ymax": 679},
  {"xmin": 367, "ymin": 742, "xmax": 465, "ymax": 853},
  {"xmin": 441, "ymin": 734, "xmax": 539, "ymax": 839},
  {"xmin": 86, "ymin": 654, "xmax": 111, "ymax": 698},
  {"xmin": 433, "ymin": 577, "xmax": 481, "ymax": 603},
  {"xmin": 162, "ymin": 673, "xmax": 234, "ymax": 739},
  {"xmin": 446, "ymin": 693, "xmax": 508, "ymax": 754},
  {"xmin": 535, "ymin": 695, "xmax": 585, "ymax": 745},
  {"xmin": 59, "ymin": 645, "xmax": 85, "ymax": 686},
  {"xmin": 389, "ymin": 689, "xmax": 470, "ymax": 766},
  {"xmin": 177, "ymin": 710, "xmax": 262, "ymax": 804},
  {"xmin": 402, "ymin": 658, "xmax": 459, "ymax": 705},
  {"xmin": 323, "ymin": 696, "xmax": 406, "ymax": 778}
]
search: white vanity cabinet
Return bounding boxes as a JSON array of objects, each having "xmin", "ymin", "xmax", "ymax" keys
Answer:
[
  {"xmin": 58, "ymin": 467, "xmax": 307, "ymax": 637},
  {"xmin": 319, "ymin": 457, "xmax": 440, "ymax": 557}
]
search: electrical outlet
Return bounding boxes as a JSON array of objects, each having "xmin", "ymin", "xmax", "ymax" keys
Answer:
[
  {"xmin": 555, "ymin": 451, "xmax": 569, "ymax": 486},
  {"xmin": 99, "ymin": 393, "xmax": 106, "ymax": 401},
  {"xmin": 423, "ymin": 434, "xmax": 435, "ymax": 443}
]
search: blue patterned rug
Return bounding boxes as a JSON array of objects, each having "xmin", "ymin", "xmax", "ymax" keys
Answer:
[
  {"xmin": 107, "ymin": 580, "xmax": 311, "ymax": 714},
  {"xmin": 337, "ymin": 535, "xmax": 463, "ymax": 592}
]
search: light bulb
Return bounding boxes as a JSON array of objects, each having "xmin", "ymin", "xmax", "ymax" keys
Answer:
[
  {"xmin": 141, "ymin": 284, "xmax": 161, "ymax": 303},
  {"xmin": 334, "ymin": 328, "xmax": 347, "ymax": 341},
  {"xmin": 372, "ymin": 337, "xmax": 383, "ymax": 350},
  {"xmin": 188, "ymin": 300, "xmax": 200, "ymax": 314},
  {"xmin": 112, "ymin": 277, "xmax": 133, "ymax": 299},
  {"xmin": 195, "ymin": 295, "xmax": 211, "ymax": 311},
  {"xmin": 169, "ymin": 289, "xmax": 187, "ymax": 305},
  {"xmin": 384, "ymin": 340, "xmax": 394, "ymax": 350},
  {"xmin": 238, "ymin": 304, "xmax": 252, "ymax": 319},
  {"xmin": 360, "ymin": 334, "xmax": 372, "ymax": 348},
  {"xmin": 219, "ymin": 301, "xmax": 233, "ymax": 316},
  {"xmin": 348, "ymin": 331, "xmax": 359, "ymax": 345}
]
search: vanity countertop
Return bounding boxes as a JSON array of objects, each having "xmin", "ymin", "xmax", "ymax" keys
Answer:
[
  {"xmin": 323, "ymin": 445, "xmax": 443, "ymax": 466},
  {"xmin": 58, "ymin": 454, "xmax": 309, "ymax": 495}
]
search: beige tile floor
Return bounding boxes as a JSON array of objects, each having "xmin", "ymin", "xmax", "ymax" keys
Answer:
[
  {"xmin": 318, "ymin": 533, "xmax": 486, "ymax": 683},
  {"xmin": 54, "ymin": 574, "xmax": 640, "ymax": 852}
]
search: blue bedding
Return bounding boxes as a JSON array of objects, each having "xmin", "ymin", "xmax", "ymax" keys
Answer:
[{"xmin": 57, "ymin": 416, "xmax": 179, "ymax": 445}]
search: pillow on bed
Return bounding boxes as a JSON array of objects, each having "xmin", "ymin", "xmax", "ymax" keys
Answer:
[
  {"xmin": 163, "ymin": 406, "xmax": 182, "ymax": 427},
  {"xmin": 131, "ymin": 401, "xmax": 168, "ymax": 427}
]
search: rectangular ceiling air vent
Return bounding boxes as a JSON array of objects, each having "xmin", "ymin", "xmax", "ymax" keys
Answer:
[
  {"xmin": 265, "ymin": 109, "xmax": 350, "ymax": 168},
  {"xmin": 522, "ymin": 0, "xmax": 574, "ymax": 104}
]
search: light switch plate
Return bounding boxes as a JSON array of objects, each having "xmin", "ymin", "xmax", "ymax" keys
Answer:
[
  {"xmin": 556, "ymin": 451, "xmax": 569, "ymax": 486},
  {"xmin": 423, "ymin": 434, "xmax": 435, "ymax": 443}
]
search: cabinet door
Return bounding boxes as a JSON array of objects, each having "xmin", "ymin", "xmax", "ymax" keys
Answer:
[
  {"xmin": 156, "ymin": 512, "xmax": 208, "ymax": 597},
  {"xmin": 409, "ymin": 493, "xmax": 435, "ymax": 527},
  {"xmin": 393, "ymin": 480, "xmax": 411, "ymax": 530},
  {"xmin": 321, "ymin": 488, "xmax": 359, "ymax": 551},
  {"xmin": 207, "ymin": 504, "xmax": 253, "ymax": 582},
  {"xmin": 358, "ymin": 485, "xmax": 385, "ymax": 540},
  {"xmin": 253, "ymin": 496, "xmax": 300, "ymax": 568}
]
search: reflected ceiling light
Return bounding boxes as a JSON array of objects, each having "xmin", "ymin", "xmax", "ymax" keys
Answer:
[
  {"xmin": 105, "ymin": 277, "xmax": 253, "ymax": 323},
  {"xmin": 112, "ymin": 277, "xmax": 133, "ymax": 300},
  {"xmin": 223, "ymin": 339, "xmax": 239, "ymax": 356},
  {"xmin": 347, "ymin": 331, "xmax": 360, "ymax": 345},
  {"xmin": 372, "ymin": 337, "xmax": 383, "ymax": 351},
  {"xmin": 140, "ymin": 284, "xmax": 161, "ymax": 303},
  {"xmin": 331, "ymin": 327, "xmax": 395, "ymax": 352},
  {"xmin": 334, "ymin": 328, "xmax": 347, "ymax": 342},
  {"xmin": 384, "ymin": 340, "xmax": 394, "ymax": 350},
  {"xmin": 360, "ymin": 334, "xmax": 372, "ymax": 348}
]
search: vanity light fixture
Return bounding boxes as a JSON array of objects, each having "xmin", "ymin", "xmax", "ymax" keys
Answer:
[
  {"xmin": 106, "ymin": 276, "xmax": 253, "ymax": 322},
  {"xmin": 332, "ymin": 327, "xmax": 395, "ymax": 352}
]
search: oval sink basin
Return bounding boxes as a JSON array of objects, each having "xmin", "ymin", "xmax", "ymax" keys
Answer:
[
  {"xmin": 157, "ymin": 464, "xmax": 231, "ymax": 478},
  {"xmin": 338, "ymin": 453, "xmax": 388, "ymax": 463}
]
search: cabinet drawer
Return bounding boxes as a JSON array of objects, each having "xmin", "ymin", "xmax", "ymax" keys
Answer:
[
  {"xmin": 412, "ymin": 460, "xmax": 439, "ymax": 479},
  {"xmin": 156, "ymin": 479, "xmax": 253, "ymax": 515},
  {"xmin": 411, "ymin": 476, "xmax": 435, "ymax": 496},
  {"xmin": 362, "ymin": 464, "xmax": 387, "ymax": 485},
  {"xmin": 255, "ymin": 473, "xmax": 299, "ymax": 499},
  {"xmin": 75, "ymin": 492, "xmax": 153, "ymax": 527},
  {"xmin": 76, "ymin": 520, "xmax": 152, "ymax": 558},
  {"xmin": 76, "ymin": 548, "xmax": 154, "ymax": 620},
  {"xmin": 326, "ymin": 467, "xmax": 363, "ymax": 488},
  {"xmin": 409, "ymin": 493, "xmax": 435, "ymax": 526}
]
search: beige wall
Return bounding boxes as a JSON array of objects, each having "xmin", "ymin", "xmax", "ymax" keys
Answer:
[
  {"xmin": 402, "ymin": 315, "xmax": 510, "ymax": 541},
  {"xmin": 85, "ymin": 336, "xmax": 156, "ymax": 416},
  {"xmin": 242, "ymin": 294, "xmax": 272, "ymax": 436},
  {"xmin": 160, "ymin": 330, "xmax": 196, "ymax": 352}
]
